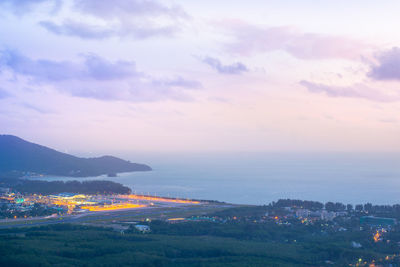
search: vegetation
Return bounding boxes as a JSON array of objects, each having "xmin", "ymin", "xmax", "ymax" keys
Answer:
[
  {"xmin": 2, "ymin": 198, "xmax": 400, "ymax": 266},
  {"xmin": 0, "ymin": 220, "xmax": 398, "ymax": 267},
  {"xmin": 0, "ymin": 135, "xmax": 151, "ymax": 177},
  {"xmin": 273, "ymin": 199, "xmax": 324, "ymax": 210},
  {"xmin": 12, "ymin": 180, "xmax": 132, "ymax": 195}
]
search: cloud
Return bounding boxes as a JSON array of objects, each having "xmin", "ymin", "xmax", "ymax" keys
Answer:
[
  {"xmin": 21, "ymin": 103, "xmax": 53, "ymax": 114},
  {"xmin": 0, "ymin": 0, "xmax": 61, "ymax": 15},
  {"xmin": 0, "ymin": 88, "xmax": 11, "ymax": 99},
  {"xmin": 378, "ymin": 118, "xmax": 398, "ymax": 124},
  {"xmin": 0, "ymin": 50, "xmax": 201, "ymax": 102},
  {"xmin": 153, "ymin": 76, "xmax": 202, "ymax": 89},
  {"xmin": 300, "ymin": 80, "xmax": 400, "ymax": 102},
  {"xmin": 201, "ymin": 56, "xmax": 248, "ymax": 75},
  {"xmin": 83, "ymin": 54, "xmax": 139, "ymax": 80},
  {"xmin": 223, "ymin": 21, "xmax": 370, "ymax": 60},
  {"xmin": 66, "ymin": 76, "xmax": 201, "ymax": 102},
  {"xmin": 73, "ymin": 0, "xmax": 187, "ymax": 19},
  {"xmin": 39, "ymin": 20, "xmax": 178, "ymax": 40},
  {"xmin": 369, "ymin": 47, "xmax": 400, "ymax": 81},
  {"xmin": 39, "ymin": 20, "xmax": 114, "ymax": 40},
  {"xmin": 40, "ymin": 0, "xmax": 188, "ymax": 40},
  {"xmin": 65, "ymin": 81, "xmax": 198, "ymax": 102},
  {"xmin": 0, "ymin": 50, "xmax": 138, "ymax": 81}
]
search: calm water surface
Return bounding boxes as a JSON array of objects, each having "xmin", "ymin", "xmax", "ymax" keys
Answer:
[{"xmin": 37, "ymin": 153, "xmax": 400, "ymax": 205}]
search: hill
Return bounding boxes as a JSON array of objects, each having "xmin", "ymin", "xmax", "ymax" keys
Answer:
[{"xmin": 0, "ymin": 135, "xmax": 151, "ymax": 177}]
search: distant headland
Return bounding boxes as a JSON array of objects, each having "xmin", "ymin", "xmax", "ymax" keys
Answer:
[{"xmin": 0, "ymin": 135, "xmax": 151, "ymax": 178}]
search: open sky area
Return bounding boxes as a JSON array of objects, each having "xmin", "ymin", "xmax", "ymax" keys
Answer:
[{"xmin": 1, "ymin": 0, "xmax": 400, "ymax": 153}]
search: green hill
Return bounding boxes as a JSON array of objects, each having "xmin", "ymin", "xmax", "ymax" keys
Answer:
[{"xmin": 0, "ymin": 135, "xmax": 151, "ymax": 177}]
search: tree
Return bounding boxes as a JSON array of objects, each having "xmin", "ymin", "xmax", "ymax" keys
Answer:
[
  {"xmin": 355, "ymin": 204, "xmax": 363, "ymax": 212},
  {"xmin": 325, "ymin": 202, "xmax": 335, "ymax": 211},
  {"xmin": 364, "ymin": 203, "xmax": 373, "ymax": 213},
  {"xmin": 346, "ymin": 204, "xmax": 353, "ymax": 211}
]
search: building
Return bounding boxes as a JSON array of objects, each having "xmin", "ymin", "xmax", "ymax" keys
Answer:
[
  {"xmin": 296, "ymin": 209, "xmax": 310, "ymax": 218},
  {"xmin": 50, "ymin": 193, "xmax": 87, "ymax": 200},
  {"xmin": 135, "ymin": 225, "xmax": 151, "ymax": 233},
  {"xmin": 319, "ymin": 210, "xmax": 337, "ymax": 221}
]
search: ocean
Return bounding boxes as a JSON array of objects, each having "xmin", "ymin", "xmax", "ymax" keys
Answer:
[{"xmin": 37, "ymin": 152, "xmax": 400, "ymax": 205}]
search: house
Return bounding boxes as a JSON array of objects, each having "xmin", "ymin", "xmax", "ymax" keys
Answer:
[
  {"xmin": 135, "ymin": 225, "xmax": 151, "ymax": 233},
  {"xmin": 296, "ymin": 209, "xmax": 310, "ymax": 218},
  {"xmin": 320, "ymin": 210, "xmax": 337, "ymax": 221}
]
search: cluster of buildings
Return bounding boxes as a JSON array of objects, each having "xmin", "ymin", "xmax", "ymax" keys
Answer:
[
  {"xmin": 0, "ymin": 189, "xmax": 203, "ymax": 219},
  {"xmin": 0, "ymin": 192, "xmax": 149, "ymax": 216},
  {"xmin": 282, "ymin": 207, "xmax": 397, "ymax": 228},
  {"xmin": 0, "ymin": 191, "xmax": 65, "ymax": 218},
  {"xmin": 293, "ymin": 208, "xmax": 347, "ymax": 221}
]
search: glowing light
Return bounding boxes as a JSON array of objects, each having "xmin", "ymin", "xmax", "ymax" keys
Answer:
[
  {"xmin": 81, "ymin": 203, "xmax": 146, "ymax": 211},
  {"xmin": 119, "ymin": 194, "xmax": 201, "ymax": 204},
  {"xmin": 373, "ymin": 231, "xmax": 381, "ymax": 242},
  {"xmin": 168, "ymin": 218, "xmax": 185, "ymax": 221}
]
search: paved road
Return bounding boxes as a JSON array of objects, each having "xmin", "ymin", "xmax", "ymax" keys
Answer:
[{"xmin": 0, "ymin": 203, "xmax": 234, "ymax": 229}]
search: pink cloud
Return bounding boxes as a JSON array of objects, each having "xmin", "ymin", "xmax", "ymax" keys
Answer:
[
  {"xmin": 369, "ymin": 47, "xmax": 400, "ymax": 81},
  {"xmin": 300, "ymin": 80, "xmax": 400, "ymax": 102},
  {"xmin": 223, "ymin": 21, "xmax": 371, "ymax": 60}
]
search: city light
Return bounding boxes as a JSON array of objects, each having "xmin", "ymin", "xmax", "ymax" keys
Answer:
[
  {"xmin": 118, "ymin": 194, "xmax": 201, "ymax": 204},
  {"xmin": 80, "ymin": 203, "xmax": 146, "ymax": 212}
]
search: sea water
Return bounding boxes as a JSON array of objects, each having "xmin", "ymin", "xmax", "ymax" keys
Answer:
[{"xmin": 37, "ymin": 152, "xmax": 400, "ymax": 205}]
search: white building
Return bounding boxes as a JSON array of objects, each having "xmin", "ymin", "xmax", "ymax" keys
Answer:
[
  {"xmin": 296, "ymin": 209, "xmax": 310, "ymax": 218},
  {"xmin": 135, "ymin": 225, "xmax": 151, "ymax": 233}
]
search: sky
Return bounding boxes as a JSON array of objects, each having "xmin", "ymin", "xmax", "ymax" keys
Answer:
[{"xmin": 0, "ymin": 0, "xmax": 400, "ymax": 154}]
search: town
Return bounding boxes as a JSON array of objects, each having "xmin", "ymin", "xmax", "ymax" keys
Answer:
[
  {"xmin": 1, "ymin": 186, "xmax": 400, "ymax": 266},
  {"xmin": 0, "ymin": 188, "xmax": 203, "ymax": 221}
]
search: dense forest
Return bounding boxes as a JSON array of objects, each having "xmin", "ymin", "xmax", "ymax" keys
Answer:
[
  {"xmin": 0, "ymin": 220, "xmax": 399, "ymax": 266},
  {"xmin": 0, "ymin": 135, "xmax": 151, "ymax": 177}
]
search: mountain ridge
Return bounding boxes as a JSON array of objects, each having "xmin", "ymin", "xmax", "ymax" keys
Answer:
[{"xmin": 0, "ymin": 135, "xmax": 151, "ymax": 177}]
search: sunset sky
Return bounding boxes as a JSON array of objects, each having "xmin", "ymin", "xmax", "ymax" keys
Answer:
[{"xmin": 1, "ymin": 0, "xmax": 400, "ymax": 153}]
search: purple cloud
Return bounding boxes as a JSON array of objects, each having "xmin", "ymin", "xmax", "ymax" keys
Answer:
[
  {"xmin": 84, "ymin": 54, "xmax": 139, "ymax": 80},
  {"xmin": 369, "ymin": 47, "xmax": 400, "ymax": 81},
  {"xmin": 40, "ymin": 0, "xmax": 187, "ymax": 40},
  {"xmin": 73, "ymin": 0, "xmax": 188, "ymax": 19},
  {"xmin": 223, "ymin": 21, "xmax": 369, "ymax": 60},
  {"xmin": 201, "ymin": 56, "xmax": 248, "ymax": 75},
  {"xmin": 0, "ymin": 50, "xmax": 138, "ymax": 81},
  {"xmin": 0, "ymin": 50, "xmax": 201, "ymax": 102},
  {"xmin": 153, "ymin": 76, "xmax": 202, "ymax": 89},
  {"xmin": 21, "ymin": 103, "xmax": 53, "ymax": 114},
  {"xmin": 300, "ymin": 80, "xmax": 400, "ymax": 102},
  {"xmin": 0, "ymin": 0, "xmax": 61, "ymax": 15},
  {"xmin": 0, "ymin": 88, "xmax": 11, "ymax": 99},
  {"xmin": 40, "ymin": 20, "xmax": 177, "ymax": 40},
  {"xmin": 39, "ymin": 21, "xmax": 114, "ymax": 40}
]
